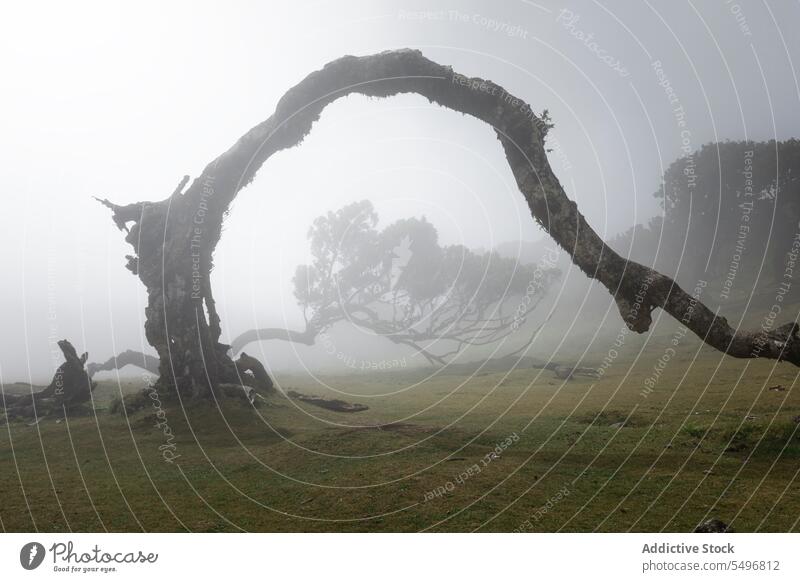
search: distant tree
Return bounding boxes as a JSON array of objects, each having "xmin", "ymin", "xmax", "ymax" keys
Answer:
[
  {"xmin": 612, "ymin": 140, "xmax": 800, "ymax": 298},
  {"xmin": 668, "ymin": 142, "xmax": 800, "ymax": 279},
  {"xmin": 230, "ymin": 200, "xmax": 559, "ymax": 364}
]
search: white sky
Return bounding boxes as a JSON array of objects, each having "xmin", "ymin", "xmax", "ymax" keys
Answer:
[{"xmin": 1, "ymin": 0, "xmax": 799, "ymax": 380}]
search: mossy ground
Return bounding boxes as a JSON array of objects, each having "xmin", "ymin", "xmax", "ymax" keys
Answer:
[{"xmin": 2, "ymin": 338, "xmax": 800, "ymax": 532}]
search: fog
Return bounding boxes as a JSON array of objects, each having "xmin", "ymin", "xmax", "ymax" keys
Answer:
[{"xmin": 2, "ymin": 0, "xmax": 799, "ymax": 382}]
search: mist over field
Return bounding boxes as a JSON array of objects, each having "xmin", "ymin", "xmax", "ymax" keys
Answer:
[{"xmin": 2, "ymin": 1, "xmax": 799, "ymax": 383}]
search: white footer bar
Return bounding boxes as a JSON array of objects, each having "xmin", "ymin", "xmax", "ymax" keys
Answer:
[{"xmin": 1, "ymin": 533, "xmax": 797, "ymax": 581}]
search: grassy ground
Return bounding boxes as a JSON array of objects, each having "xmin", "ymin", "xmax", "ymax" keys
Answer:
[{"xmin": 2, "ymin": 335, "xmax": 800, "ymax": 532}]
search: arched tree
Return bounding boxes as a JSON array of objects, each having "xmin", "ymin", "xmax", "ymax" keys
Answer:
[
  {"xmin": 97, "ymin": 50, "xmax": 800, "ymax": 400},
  {"xmin": 230, "ymin": 200, "xmax": 559, "ymax": 363}
]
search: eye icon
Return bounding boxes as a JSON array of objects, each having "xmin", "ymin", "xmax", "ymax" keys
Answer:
[{"xmin": 20, "ymin": 542, "xmax": 46, "ymax": 570}]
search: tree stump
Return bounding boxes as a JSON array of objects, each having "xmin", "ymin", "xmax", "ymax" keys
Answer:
[{"xmin": 2, "ymin": 339, "xmax": 95, "ymax": 419}]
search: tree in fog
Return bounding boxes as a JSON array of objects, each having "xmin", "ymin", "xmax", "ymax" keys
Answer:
[
  {"xmin": 611, "ymin": 139, "xmax": 800, "ymax": 300},
  {"xmin": 231, "ymin": 200, "xmax": 559, "ymax": 364}
]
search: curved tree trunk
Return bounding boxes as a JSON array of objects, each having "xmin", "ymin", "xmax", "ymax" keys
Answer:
[
  {"xmin": 98, "ymin": 49, "xmax": 800, "ymax": 399},
  {"xmin": 229, "ymin": 324, "xmax": 446, "ymax": 366},
  {"xmin": 229, "ymin": 327, "xmax": 317, "ymax": 355},
  {"xmin": 86, "ymin": 350, "xmax": 160, "ymax": 378}
]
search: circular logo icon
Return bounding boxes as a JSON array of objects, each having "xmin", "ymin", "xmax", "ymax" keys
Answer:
[{"xmin": 20, "ymin": 542, "xmax": 46, "ymax": 570}]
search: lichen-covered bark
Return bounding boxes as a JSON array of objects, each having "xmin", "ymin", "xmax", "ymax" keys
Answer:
[{"xmin": 99, "ymin": 49, "xmax": 800, "ymax": 398}]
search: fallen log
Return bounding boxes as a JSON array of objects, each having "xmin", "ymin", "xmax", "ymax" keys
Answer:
[
  {"xmin": 530, "ymin": 360, "xmax": 599, "ymax": 380},
  {"xmin": 286, "ymin": 390, "xmax": 368, "ymax": 413}
]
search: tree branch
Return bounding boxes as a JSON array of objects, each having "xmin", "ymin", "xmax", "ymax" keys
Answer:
[
  {"xmin": 86, "ymin": 350, "xmax": 160, "ymax": 378},
  {"xmin": 229, "ymin": 326, "xmax": 318, "ymax": 355}
]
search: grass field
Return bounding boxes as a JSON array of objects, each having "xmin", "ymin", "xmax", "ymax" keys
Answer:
[{"xmin": 2, "ymin": 328, "xmax": 800, "ymax": 532}]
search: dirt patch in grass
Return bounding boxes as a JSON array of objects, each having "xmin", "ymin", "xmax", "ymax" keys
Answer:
[
  {"xmin": 682, "ymin": 421, "xmax": 800, "ymax": 456},
  {"xmin": 575, "ymin": 410, "xmax": 645, "ymax": 428},
  {"xmin": 340, "ymin": 422, "xmax": 442, "ymax": 436}
]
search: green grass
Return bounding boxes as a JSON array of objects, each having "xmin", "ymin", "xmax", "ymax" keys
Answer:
[{"xmin": 2, "ymin": 337, "xmax": 800, "ymax": 532}]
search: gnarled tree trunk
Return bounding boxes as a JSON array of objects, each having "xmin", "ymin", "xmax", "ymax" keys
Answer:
[{"xmin": 98, "ymin": 49, "xmax": 800, "ymax": 399}]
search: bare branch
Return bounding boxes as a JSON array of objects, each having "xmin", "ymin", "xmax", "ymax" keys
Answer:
[{"xmin": 86, "ymin": 350, "xmax": 160, "ymax": 378}]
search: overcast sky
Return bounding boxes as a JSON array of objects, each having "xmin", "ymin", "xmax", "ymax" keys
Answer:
[{"xmin": 1, "ymin": 0, "xmax": 799, "ymax": 381}]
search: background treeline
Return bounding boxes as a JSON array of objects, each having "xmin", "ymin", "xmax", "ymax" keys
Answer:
[{"xmin": 609, "ymin": 140, "xmax": 800, "ymax": 308}]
